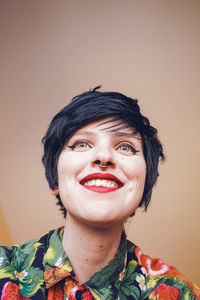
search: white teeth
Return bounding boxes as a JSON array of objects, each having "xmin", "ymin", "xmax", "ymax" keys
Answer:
[
  {"xmin": 96, "ymin": 179, "xmax": 101, "ymax": 186},
  {"xmin": 102, "ymin": 180, "xmax": 107, "ymax": 187},
  {"xmin": 84, "ymin": 179, "xmax": 118, "ymax": 188},
  {"xmin": 107, "ymin": 181, "xmax": 112, "ymax": 188},
  {"xmin": 87, "ymin": 181, "xmax": 92, "ymax": 186}
]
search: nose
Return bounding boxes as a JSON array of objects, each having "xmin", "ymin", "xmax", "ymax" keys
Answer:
[
  {"xmin": 91, "ymin": 147, "xmax": 116, "ymax": 170},
  {"xmin": 94, "ymin": 160, "xmax": 113, "ymax": 169}
]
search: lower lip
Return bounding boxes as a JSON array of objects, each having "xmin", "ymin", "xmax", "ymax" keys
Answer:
[{"xmin": 82, "ymin": 185, "xmax": 120, "ymax": 193}]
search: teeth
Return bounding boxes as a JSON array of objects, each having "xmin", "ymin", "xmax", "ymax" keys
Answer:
[
  {"xmin": 102, "ymin": 180, "xmax": 107, "ymax": 187},
  {"xmin": 84, "ymin": 179, "xmax": 118, "ymax": 188},
  {"xmin": 107, "ymin": 181, "xmax": 112, "ymax": 188},
  {"xmin": 86, "ymin": 181, "xmax": 92, "ymax": 186},
  {"xmin": 96, "ymin": 179, "xmax": 101, "ymax": 186}
]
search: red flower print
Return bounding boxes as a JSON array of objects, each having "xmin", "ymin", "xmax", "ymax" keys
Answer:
[
  {"xmin": 70, "ymin": 284, "xmax": 94, "ymax": 299},
  {"xmin": 135, "ymin": 247, "xmax": 175, "ymax": 277},
  {"xmin": 150, "ymin": 283, "xmax": 181, "ymax": 299},
  {"xmin": 1, "ymin": 282, "xmax": 29, "ymax": 300},
  {"xmin": 47, "ymin": 284, "xmax": 64, "ymax": 300},
  {"xmin": 63, "ymin": 277, "xmax": 77, "ymax": 298},
  {"xmin": 135, "ymin": 247, "xmax": 200, "ymax": 298}
]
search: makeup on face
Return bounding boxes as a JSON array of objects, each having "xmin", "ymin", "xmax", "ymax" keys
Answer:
[
  {"xmin": 79, "ymin": 172, "xmax": 123, "ymax": 193},
  {"xmin": 57, "ymin": 118, "xmax": 146, "ymax": 225}
]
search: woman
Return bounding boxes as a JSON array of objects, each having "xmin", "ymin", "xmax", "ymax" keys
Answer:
[{"xmin": 0, "ymin": 88, "xmax": 199, "ymax": 299}]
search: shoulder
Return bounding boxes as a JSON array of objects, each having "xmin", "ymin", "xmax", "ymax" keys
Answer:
[
  {"xmin": 0, "ymin": 227, "xmax": 60, "ymax": 299},
  {"xmin": 126, "ymin": 240, "xmax": 200, "ymax": 299}
]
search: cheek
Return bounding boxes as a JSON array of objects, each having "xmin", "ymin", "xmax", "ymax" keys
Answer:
[
  {"xmin": 57, "ymin": 156, "xmax": 69, "ymax": 180},
  {"xmin": 57, "ymin": 152, "xmax": 84, "ymax": 178},
  {"xmin": 123, "ymin": 157, "xmax": 146, "ymax": 182}
]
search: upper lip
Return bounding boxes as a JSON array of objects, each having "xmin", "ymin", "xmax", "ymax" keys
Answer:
[{"xmin": 80, "ymin": 172, "xmax": 123, "ymax": 186}]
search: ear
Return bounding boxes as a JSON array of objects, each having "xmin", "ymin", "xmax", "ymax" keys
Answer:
[{"xmin": 52, "ymin": 187, "xmax": 59, "ymax": 196}]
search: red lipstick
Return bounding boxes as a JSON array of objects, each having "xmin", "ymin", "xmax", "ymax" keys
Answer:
[
  {"xmin": 80, "ymin": 173, "xmax": 122, "ymax": 183},
  {"xmin": 83, "ymin": 186, "xmax": 119, "ymax": 193},
  {"xmin": 80, "ymin": 173, "xmax": 123, "ymax": 193}
]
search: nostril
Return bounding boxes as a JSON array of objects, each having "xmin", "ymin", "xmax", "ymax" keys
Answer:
[
  {"xmin": 95, "ymin": 160, "xmax": 101, "ymax": 165},
  {"xmin": 94, "ymin": 160, "xmax": 113, "ymax": 166},
  {"xmin": 104, "ymin": 161, "xmax": 112, "ymax": 167},
  {"xmin": 94, "ymin": 160, "xmax": 113, "ymax": 169}
]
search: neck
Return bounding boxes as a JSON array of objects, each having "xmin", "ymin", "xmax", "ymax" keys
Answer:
[{"xmin": 62, "ymin": 215, "xmax": 123, "ymax": 283}]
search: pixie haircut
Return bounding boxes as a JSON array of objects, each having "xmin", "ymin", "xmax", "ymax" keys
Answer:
[{"xmin": 42, "ymin": 87, "xmax": 165, "ymax": 217}]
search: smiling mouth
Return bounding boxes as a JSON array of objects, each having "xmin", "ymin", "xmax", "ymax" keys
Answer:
[
  {"xmin": 84, "ymin": 179, "xmax": 119, "ymax": 188},
  {"xmin": 80, "ymin": 173, "xmax": 123, "ymax": 193}
]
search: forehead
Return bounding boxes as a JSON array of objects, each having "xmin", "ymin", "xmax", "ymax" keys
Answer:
[{"xmin": 73, "ymin": 118, "xmax": 140, "ymax": 138}]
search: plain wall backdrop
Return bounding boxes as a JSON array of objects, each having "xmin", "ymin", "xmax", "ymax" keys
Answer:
[{"xmin": 0, "ymin": 0, "xmax": 199, "ymax": 285}]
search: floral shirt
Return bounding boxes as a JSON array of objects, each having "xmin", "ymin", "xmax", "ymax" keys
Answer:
[{"xmin": 0, "ymin": 227, "xmax": 199, "ymax": 299}]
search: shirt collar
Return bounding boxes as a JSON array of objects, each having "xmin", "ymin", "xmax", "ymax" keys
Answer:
[{"xmin": 43, "ymin": 227, "xmax": 127, "ymax": 289}]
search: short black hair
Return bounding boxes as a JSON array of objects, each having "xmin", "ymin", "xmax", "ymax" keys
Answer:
[{"xmin": 42, "ymin": 87, "xmax": 165, "ymax": 217}]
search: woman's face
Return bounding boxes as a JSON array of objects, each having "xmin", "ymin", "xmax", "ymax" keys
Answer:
[{"xmin": 56, "ymin": 118, "xmax": 146, "ymax": 227}]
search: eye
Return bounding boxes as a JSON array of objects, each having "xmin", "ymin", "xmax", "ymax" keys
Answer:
[
  {"xmin": 68, "ymin": 140, "xmax": 92, "ymax": 151},
  {"xmin": 116, "ymin": 142, "xmax": 139, "ymax": 155}
]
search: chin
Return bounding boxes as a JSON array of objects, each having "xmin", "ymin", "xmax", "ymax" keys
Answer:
[
  {"xmin": 77, "ymin": 210, "xmax": 130, "ymax": 228},
  {"xmin": 81, "ymin": 218, "xmax": 123, "ymax": 229}
]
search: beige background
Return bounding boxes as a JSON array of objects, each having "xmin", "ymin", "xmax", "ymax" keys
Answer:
[{"xmin": 0, "ymin": 0, "xmax": 199, "ymax": 285}]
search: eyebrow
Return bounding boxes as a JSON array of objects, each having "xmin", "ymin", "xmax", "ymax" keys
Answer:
[
  {"xmin": 72, "ymin": 131, "xmax": 96, "ymax": 137},
  {"xmin": 73, "ymin": 130, "xmax": 141, "ymax": 139}
]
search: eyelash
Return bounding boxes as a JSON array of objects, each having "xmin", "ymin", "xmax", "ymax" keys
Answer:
[
  {"xmin": 68, "ymin": 140, "xmax": 139, "ymax": 155},
  {"xmin": 116, "ymin": 142, "xmax": 139, "ymax": 154},
  {"xmin": 68, "ymin": 140, "xmax": 91, "ymax": 151}
]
